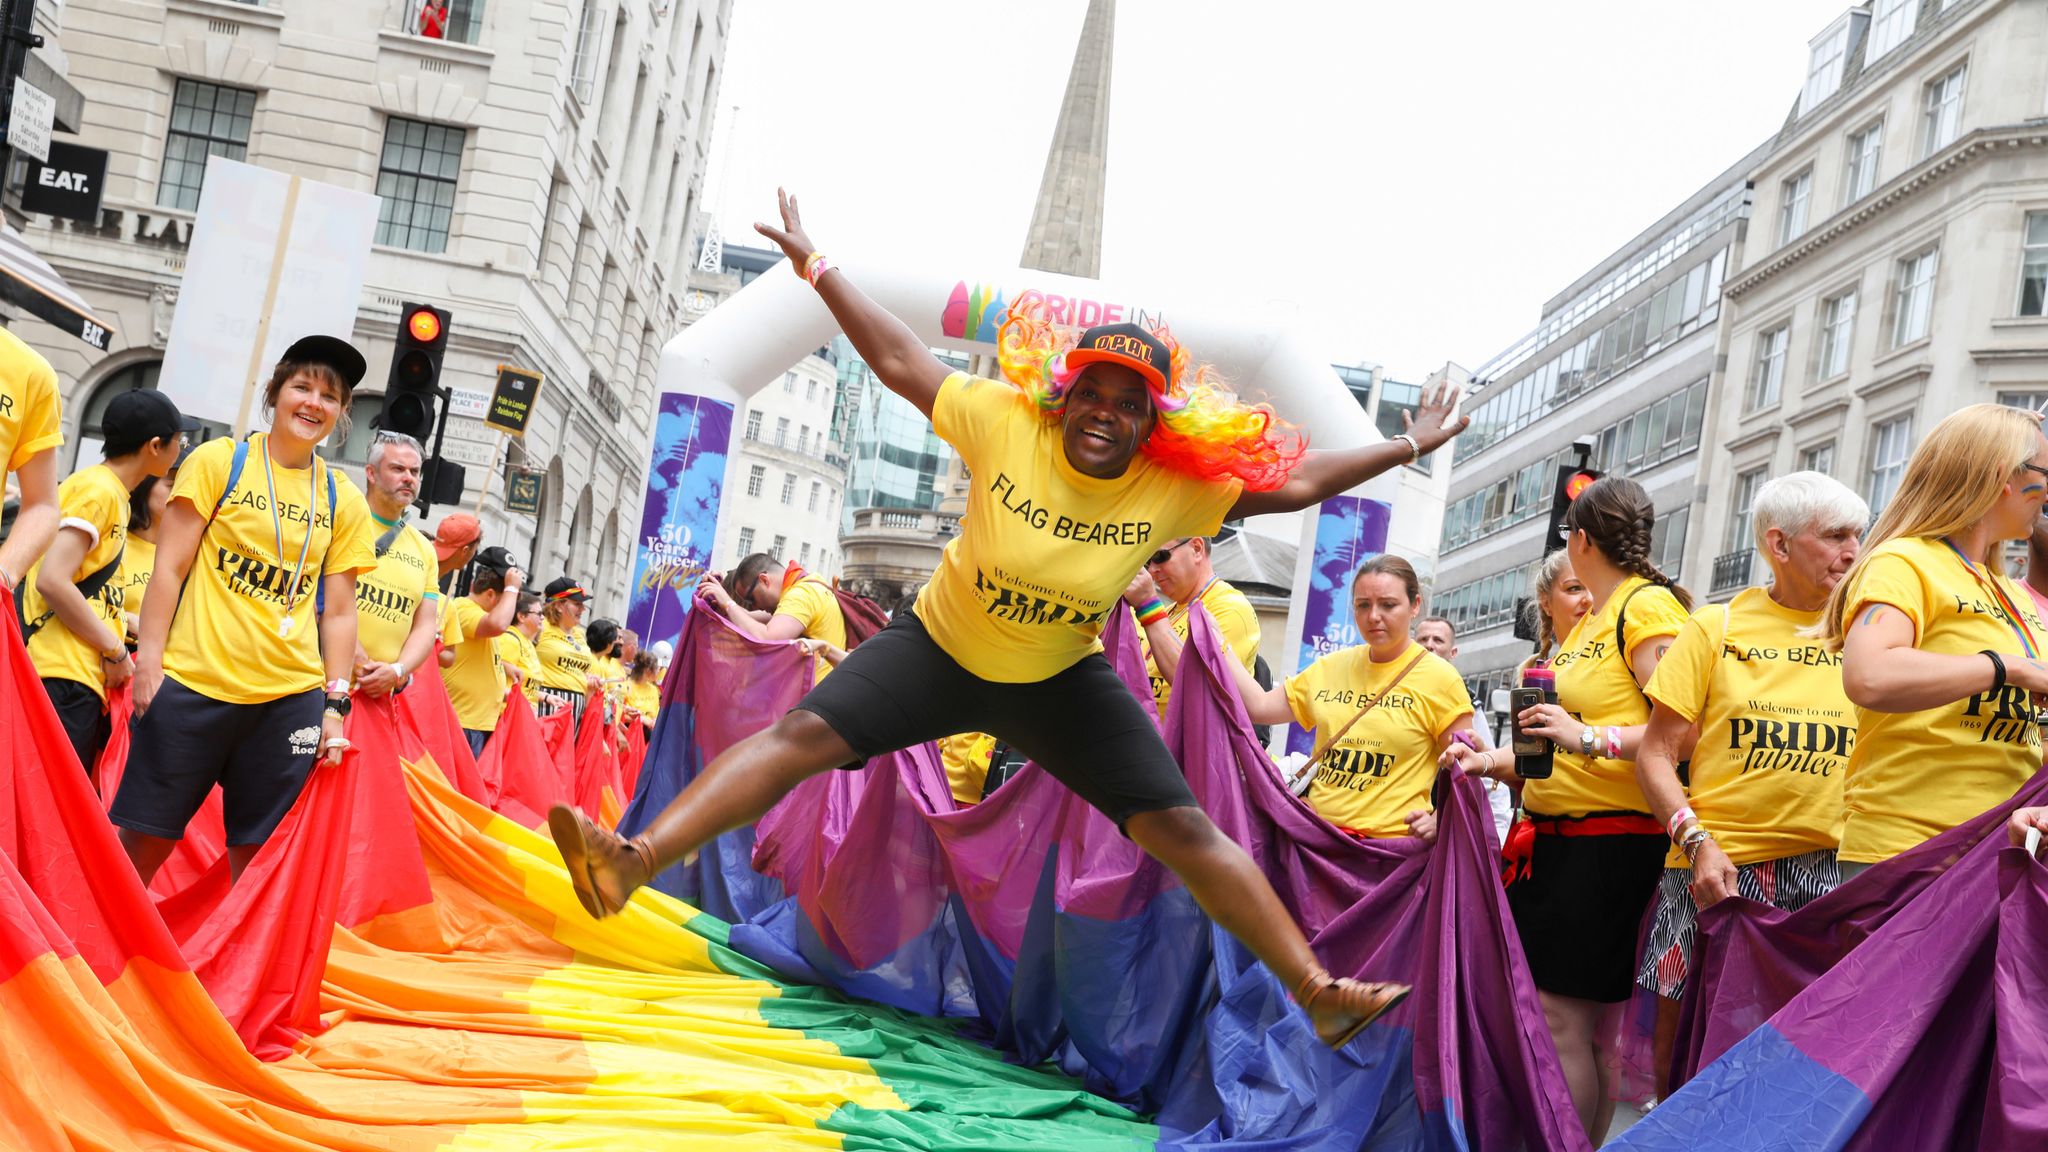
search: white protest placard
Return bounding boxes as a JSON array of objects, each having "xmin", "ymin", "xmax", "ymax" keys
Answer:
[
  {"xmin": 157, "ymin": 157, "xmax": 380, "ymax": 434},
  {"xmin": 9, "ymin": 78, "xmax": 53, "ymax": 163}
]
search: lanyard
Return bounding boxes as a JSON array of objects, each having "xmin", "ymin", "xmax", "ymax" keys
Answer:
[
  {"xmin": 1169, "ymin": 576, "xmax": 1220, "ymax": 626},
  {"xmin": 1942, "ymin": 538, "xmax": 2041, "ymax": 659},
  {"xmin": 260, "ymin": 434, "xmax": 319, "ymax": 638}
]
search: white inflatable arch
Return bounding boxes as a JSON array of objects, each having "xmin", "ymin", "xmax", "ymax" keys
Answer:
[{"xmin": 629, "ymin": 259, "xmax": 1434, "ymax": 699}]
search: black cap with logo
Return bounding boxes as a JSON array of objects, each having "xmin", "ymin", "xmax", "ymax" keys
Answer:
[{"xmin": 1064, "ymin": 323, "xmax": 1172, "ymax": 393}]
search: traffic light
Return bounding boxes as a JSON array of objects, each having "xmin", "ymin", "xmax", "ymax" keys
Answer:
[
  {"xmin": 1542, "ymin": 465, "xmax": 1603, "ymax": 554},
  {"xmin": 376, "ymin": 302, "xmax": 450, "ymax": 441}
]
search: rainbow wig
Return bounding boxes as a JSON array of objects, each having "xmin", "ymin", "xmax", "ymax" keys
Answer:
[{"xmin": 995, "ymin": 292, "xmax": 1307, "ymax": 491}]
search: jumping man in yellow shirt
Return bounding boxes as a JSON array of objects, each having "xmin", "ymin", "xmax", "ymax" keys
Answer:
[{"xmin": 548, "ymin": 190, "xmax": 1471, "ymax": 1049}]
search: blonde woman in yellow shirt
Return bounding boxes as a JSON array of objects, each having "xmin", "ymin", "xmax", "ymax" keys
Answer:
[{"xmin": 1819, "ymin": 404, "xmax": 2048, "ymax": 877}]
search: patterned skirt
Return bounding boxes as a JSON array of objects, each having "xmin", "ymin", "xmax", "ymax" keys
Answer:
[{"xmin": 1636, "ymin": 846, "xmax": 1839, "ymax": 999}]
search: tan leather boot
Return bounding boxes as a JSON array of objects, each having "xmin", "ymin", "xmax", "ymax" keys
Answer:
[{"xmin": 548, "ymin": 805, "xmax": 657, "ymax": 919}]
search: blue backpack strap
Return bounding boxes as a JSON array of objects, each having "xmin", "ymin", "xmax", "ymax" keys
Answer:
[
  {"xmin": 314, "ymin": 459, "xmax": 337, "ymax": 616},
  {"xmin": 212, "ymin": 438, "xmax": 251, "ymax": 521}
]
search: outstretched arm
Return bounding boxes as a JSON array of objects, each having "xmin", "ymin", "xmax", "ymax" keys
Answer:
[
  {"xmin": 1228, "ymin": 380, "xmax": 1469, "ymax": 519},
  {"xmin": 756, "ymin": 189, "xmax": 951, "ymax": 420}
]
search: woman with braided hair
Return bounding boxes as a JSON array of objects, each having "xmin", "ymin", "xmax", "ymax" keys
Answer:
[{"xmin": 1448, "ymin": 476, "xmax": 1690, "ymax": 1140}]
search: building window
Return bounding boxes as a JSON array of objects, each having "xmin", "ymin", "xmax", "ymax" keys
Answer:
[
  {"xmin": 1921, "ymin": 65, "xmax": 1967, "ymax": 159},
  {"xmin": 158, "ymin": 80, "xmax": 256, "ymax": 211},
  {"xmin": 737, "ymin": 526, "xmax": 754, "ymax": 555},
  {"xmin": 745, "ymin": 464, "xmax": 764, "ymax": 497},
  {"xmin": 2019, "ymin": 212, "xmax": 2048, "ymax": 318},
  {"xmin": 374, "ymin": 118, "xmax": 464, "ymax": 253},
  {"xmin": 771, "ymin": 534, "xmax": 787, "ymax": 558},
  {"xmin": 780, "ymin": 472, "xmax": 796, "ymax": 505},
  {"xmin": 774, "ymin": 417, "xmax": 789, "ymax": 447},
  {"xmin": 1748, "ymin": 324, "xmax": 1788, "ymax": 411},
  {"xmin": 1867, "ymin": 415, "xmax": 1914, "ymax": 515},
  {"xmin": 799, "ymin": 424, "xmax": 811, "ymax": 453},
  {"xmin": 1778, "ymin": 169, "xmax": 1812, "ymax": 246},
  {"xmin": 799, "ymin": 542, "xmax": 811, "ymax": 566},
  {"xmin": 412, "ymin": 0, "xmax": 486, "ymax": 44},
  {"xmin": 1866, "ymin": 0, "xmax": 1917, "ymax": 61},
  {"xmin": 1727, "ymin": 468, "xmax": 1769, "ymax": 552},
  {"xmin": 744, "ymin": 409, "xmax": 761, "ymax": 440},
  {"xmin": 808, "ymin": 480, "xmax": 821, "ymax": 512},
  {"xmin": 1892, "ymin": 249, "xmax": 1939, "ymax": 348},
  {"xmin": 1818, "ymin": 290, "xmax": 1857, "ymax": 381},
  {"xmin": 806, "ymin": 379, "xmax": 817, "ymax": 402},
  {"xmin": 782, "ymin": 372, "xmax": 795, "ymax": 394},
  {"xmin": 570, "ymin": 0, "xmax": 602, "ymax": 102},
  {"xmin": 1843, "ymin": 121, "xmax": 1883, "ymax": 206},
  {"xmin": 1998, "ymin": 392, "xmax": 2048, "ymax": 414},
  {"xmin": 1800, "ymin": 442, "xmax": 1836, "ymax": 477},
  {"xmin": 1652, "ymin": 505, "xmax": 1689, "ymax": 583},
  {"xmin": 1801, "ymin": 21, "xmax": 1849, "ymax": 115}
]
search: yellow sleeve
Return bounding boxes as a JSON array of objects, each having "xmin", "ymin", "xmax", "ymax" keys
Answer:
[
  {"xmin": 1844, "ymin": 550, "xmax": 1928, "ymax": 642},
  {"xmin": 169, "ymin": 438, "xmax": 233, "ymax": 518},
  {"xmin": 1212, "ymin": 593, "xmax": 1262, "ymax": 669},
  {"xmin": 1283, "ymin": 658, "xmax": 1326, "ymax": 732},
  {"xmin": 57, "ymin": 471, "xmax": 125, "ymax": 565},
  {"xmin": 775, "ymin": 580, "xmax": 828, "ymax": 637},
  {"xmin": 1644, "ymin": 608, "xmax": 1721, "ymax": 725},
  {"xmin": 1621, "ymin": 584, "xmax": 1688, "ymax": 660},
  {"xmin": 8, "ymin": 356, "xmax": 61, "ymax": 472},
  {"xmin": 1167, "ymin": 472, "xmax": 1245, "ymax": 541},
  {"xmin": 325, "ymin": 473, "xmax": 380, "ymax": 577},
  {"xmin": 929, "ymin": 372, "xmax": 1027, "ymax": 463}
]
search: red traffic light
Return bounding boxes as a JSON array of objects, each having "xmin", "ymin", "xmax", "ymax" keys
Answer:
[
  {"xmin": 407, "ymin": 308, "xmax": 443, "ymax": 343},
  {"xmin": 1564, "ymin": 470, "xmax": 1599, "ymax": 501}
]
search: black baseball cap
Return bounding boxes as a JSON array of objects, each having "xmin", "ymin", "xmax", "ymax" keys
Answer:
[
  {"xmin": 100, "ymin": 389, "xmax": 184, "ymax": 455},
  {"xmin": 1065, "ymin": 323, "xmax": 1171, "ymax": 393},
  {"xmin": 544, "ymin": 576, "xmax": 592, "ymax": 603},
  {"xmin": 475, "ymin": 545, "xmax": 518, "ymax": 573},
  {"xmin": 281, "ymin": 334, "xmax": 368, "ymax": 388}
]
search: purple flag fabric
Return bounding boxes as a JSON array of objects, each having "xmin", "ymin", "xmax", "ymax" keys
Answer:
[
  {"xmin": 635, "ymin": 595, "xmax": 1592, "ymax": 1148},
  {"xmin": 1612, "ymin": 771, "xmax": 2048, "ymax": 1152}
]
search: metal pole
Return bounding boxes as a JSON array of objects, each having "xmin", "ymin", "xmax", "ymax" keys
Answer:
[
  {"xmin": 416, "ymin": 381, "xmax": 456, "ymax": 518},
  {"xmin": 0, "ymin": 0, "xmax": 43, "ymax": 185}
]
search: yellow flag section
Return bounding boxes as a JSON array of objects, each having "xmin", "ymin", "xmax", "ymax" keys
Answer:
[{"xmin": 0, "ymin": 744, "xmax": 1157, "ymax": 1150}]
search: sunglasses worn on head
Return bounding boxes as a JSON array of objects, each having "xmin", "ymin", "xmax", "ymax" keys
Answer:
[{"xmin": 1147, "ymin": 538, "xmax": 1195, "ymax": 567}]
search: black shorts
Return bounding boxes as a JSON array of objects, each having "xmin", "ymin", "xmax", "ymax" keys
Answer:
[
  {"xmin": 109, "ymin": 677, "xmax": 325, "ymax": 847},
  {"xmin": 793, "ymin": 607, "xmax": 1197, "ymax": 827},
  {"xmin": 1506, "ymin": 821, "xmax": 1668, "ymax": 1002},
  {"xmin": 42, "ymin": 677, "xmax": 110, "ymax": 779}
]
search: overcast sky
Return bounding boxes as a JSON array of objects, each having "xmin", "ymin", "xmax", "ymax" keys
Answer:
[{"xmin": 708, "ymin": 0, "xmax": 1851, "ymax": 381}]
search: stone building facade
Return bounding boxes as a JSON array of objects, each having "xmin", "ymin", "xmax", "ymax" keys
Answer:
[{"xmin": 18, "ymin": 0, "xmax": 729, "ymax": 610}]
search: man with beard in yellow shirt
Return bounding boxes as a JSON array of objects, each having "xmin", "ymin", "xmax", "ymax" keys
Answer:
[{"xmin": 349, "ymin": 432, "xmax": 440, "ymax": 697}]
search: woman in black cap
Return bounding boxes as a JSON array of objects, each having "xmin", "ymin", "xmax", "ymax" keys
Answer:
[
  {"xmin": 20, "ymin": 388, "xmax": 184, "ymax": 776},
  {"xmin": 534, "ymin": 576, "xmax": 600, "ymax": 719},
  {"xmin": 112, "ymin": 335, "xmax": 379, "ymax": 885}
]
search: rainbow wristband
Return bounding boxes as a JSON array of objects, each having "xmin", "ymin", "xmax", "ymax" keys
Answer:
[{"xmin": 1135, "ymin": 599, "xmax": 1170, "ymax": 627}]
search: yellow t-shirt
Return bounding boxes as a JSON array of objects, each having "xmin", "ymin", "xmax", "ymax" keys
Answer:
[
  {"xmin": 353, "ymin": 520, "xmax": 438, "ymax": 665},
  {"xmin": 162, "ymin": 437, "xmax": 378, "ymax": 705},
  {"xmin": 499, "ymin": 628, "xmax": 542, "ymax": 703},
  {"xmin": 623, "ymin": 678, "xmax": 660, "ymax": 727},
  {"xmin": 1526, "ymin": 576, "xmax": 1688, "ymax": 818},
  {"xmin": 1146, "ymin": 577, "xmax": 1260, "ymax": 716},
  {"xmin": 1285, "ymin": 644, "xmax": 1471, "ymax": 837},
  {"xmin": 1838, "ymin": 535, "xmax": 2045, "ymax": 863},
  {"xmin": 536, "ymin": 621, "xmax": 593, "ymax": 694},
  {"xmin": 939, "ymin": 731, "xmax": 998, "ymax": 805},
  {"xmin": 22, "ymin": 464, "xmax": 130, "ymax": 697},
  {"xmin": 776, "ymin": 575, "xmax": 847, "ymax": 683},
  {"xmin": 1645, "ymin": 588, "xmax": 1851, "ymax": 867},
  {"xmin": 441, "ymin": 596, "xmax": 508, "ymax": 732},
  {"xmin": 916, "ymin": 372, "xmax": 1241, "ymax": 683},
  {"xmin": 0, "ymin": 326, "xmax": 61, "ymax": 493},
  {"xmin": 120, "ymin": 534, "xmax": 156, "ymax": 637}
]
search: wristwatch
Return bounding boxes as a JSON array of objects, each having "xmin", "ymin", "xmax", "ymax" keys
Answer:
[
  {"xmin": 324, "ymin": 693, "xmax": 353, "ymax": 718},
  {"xmin": 1578, "ymin": 726, "xmax": 1597, "ymax": 756}
]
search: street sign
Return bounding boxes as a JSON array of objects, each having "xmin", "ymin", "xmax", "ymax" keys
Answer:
[
  {"xmin": 485, "ymin": 366, "xmax": 542, "ymax": 436},
  {"xmin": 157, "ymin": 158, "xmax": 380, "ymax": 433},
  {"xmin": 21, "ymin": 142, "xmax": 106, "ymax": 221},
  {"xmin": 436, "ymin": 437, "xmax": 496, "ymax": 467},
  {"xmin": 447, "ymin": 386, "xmax": 490, "ymax": 419},
  {"xmin": 8, "ymin": 78, "xmax": 53, "ymax": 163},
  {"xmin": 505, "ymin": 467, "xmax": 543, "ymax": 515}
]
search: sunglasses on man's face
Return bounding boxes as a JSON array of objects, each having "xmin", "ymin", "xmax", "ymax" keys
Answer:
[{"xmin": 1147, "ymin": 538, "xmax": 1195, "ymax": 568}]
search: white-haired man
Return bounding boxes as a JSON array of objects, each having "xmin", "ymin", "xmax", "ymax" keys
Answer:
[
  {"xmin": 1121, "ymin": 534, "xmax": 1260, "ymax": 719},
  {"xmin": 351, "ymin": 431, "xmax": 441, "ymax": 697}
]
